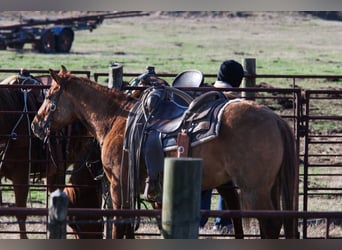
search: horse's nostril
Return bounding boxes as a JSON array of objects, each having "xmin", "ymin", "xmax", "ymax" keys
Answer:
[{"xmin": 31, "ymin": 121, "xmax": 43, "ymax": 139}]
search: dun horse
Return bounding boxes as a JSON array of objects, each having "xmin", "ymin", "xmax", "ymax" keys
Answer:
[
  {"xmin": 31, "ymin": 66, "xmax": 299, "ymax": 239},
  {"xmin": 0, "ymin": 73, "xmax": 103, "ymax": 239}
]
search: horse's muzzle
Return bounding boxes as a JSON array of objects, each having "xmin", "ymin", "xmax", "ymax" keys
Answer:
[{"xmin": 31, "ymin": 120, "xmax": 46, "ymax": 140}]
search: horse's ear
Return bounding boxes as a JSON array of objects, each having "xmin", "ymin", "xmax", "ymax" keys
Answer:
[
  {"xmin": 49, "ymin": 69, "xmax": 62, "ymax": 86},
  {"xmin": 60, "ymin": 65, "xmax": 68, "ymax": 74}
]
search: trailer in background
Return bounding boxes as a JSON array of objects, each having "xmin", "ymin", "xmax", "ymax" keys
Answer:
[{"xmin": 0, "ymin": 11, "xmax": 149, "ymax": 53}]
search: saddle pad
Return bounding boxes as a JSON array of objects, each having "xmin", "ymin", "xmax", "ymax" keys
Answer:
[{"xmin": 162, "ymin": 98, "xmax": 242, "ymax": 151}]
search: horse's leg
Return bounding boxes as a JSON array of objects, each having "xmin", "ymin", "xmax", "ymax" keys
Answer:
[
  {"xmin": 108, "ymin": 179, "xmax": 135, "ymax": 239},
  {"xmin": 270, "ymin": 174, "xmax": 297, "ymax": 239},
  {"xmin": 102, "ymin": 132, "xmax": 135, "ymax": 239},
  {"xmin": 152, "ymin": 202, "xmax": 162, "ymax": 230},
  {"xmin": 217, "ymin": 182, "xmax": 244, "ymax": 239},
  {"xmin": 270, "ymin": 178, "xmax": 282, "ymax": 238},
  {"xmin": 12, "ymin": 177, "xmax": 29, "ymax": 239},
  {"xmin": 241, "ymin": 188, "xmax": 282, "ymax": 239},
  {"xmin": 276, "ymin": 180, "xmax": 298, "ymax": 239}
]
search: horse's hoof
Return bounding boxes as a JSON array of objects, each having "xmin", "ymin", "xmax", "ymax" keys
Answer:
[{"xmin": 143, "ymin": 181, "xmax": 162, "ymax": 202}]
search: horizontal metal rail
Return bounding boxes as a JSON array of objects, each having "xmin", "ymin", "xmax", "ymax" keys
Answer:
[{"xmin": 0, "ymin": 207, "xmax": 341, "ymax": 221}]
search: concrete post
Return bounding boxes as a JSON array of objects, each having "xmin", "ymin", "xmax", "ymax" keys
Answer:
[{"xmin": 47, "ymin": 189, "xmax": 69, "ymax": 239}]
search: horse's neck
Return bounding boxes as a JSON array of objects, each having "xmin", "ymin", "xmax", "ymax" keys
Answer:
[{"xmin": 67, "ymin": 81, "xmax": 131, "ymax": 144}]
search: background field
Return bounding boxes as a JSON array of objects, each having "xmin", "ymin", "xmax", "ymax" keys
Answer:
[{"xmin": 0, "ymin": 11, "xmax": 341, "ymax": 80}]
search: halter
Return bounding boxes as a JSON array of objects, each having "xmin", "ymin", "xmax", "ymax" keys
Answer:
[
  {"xmin": 17, "ymin": 74, "xmax": 42, "ymax": 89},
  {"xmin": 40, "ymin": 82, "xmax": 65, "ymax": 143}
]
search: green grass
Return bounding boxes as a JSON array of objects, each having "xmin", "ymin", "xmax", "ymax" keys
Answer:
[{"xmin": 1, "ymin": 12, "xmax": 341, "ymax": 78}]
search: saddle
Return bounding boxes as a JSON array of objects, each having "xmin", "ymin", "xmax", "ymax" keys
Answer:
[
  {"xmin": 172, "ymin": 69, "xmax": 205, "ymax": 105},
  {"xmin": 125, "ymin": 86, "xmax": 228, "ymax": 148},
  {"xmin": 161, "ymin": 90, "xmax": 229, "ymax": 150},
  {"xmin": 172, "ymin": 69, "xmax": 204, "ymax": 88},
  {"xmin": 123, "ymin": 85, "xmax": 230, "ymax": 201}
]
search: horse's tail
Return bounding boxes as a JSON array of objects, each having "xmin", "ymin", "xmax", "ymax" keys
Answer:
[{"xmin": 278, "ymin": 118, "xmax": 299, "ymax": 238}]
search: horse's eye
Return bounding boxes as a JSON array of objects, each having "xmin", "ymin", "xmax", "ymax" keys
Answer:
[{"xmin": 50, "ymin": 103, "xmax": 56, "ymax": 111}]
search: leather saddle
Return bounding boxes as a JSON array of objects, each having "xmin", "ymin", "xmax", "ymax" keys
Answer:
[
  {"xmin": 172, "ymin": 69, "xmax": 205, "ymax": 106},
  {"xmin": 172, "ymin": 69, "xmax": 204, "ymax": 88},
  {"xmin": 124, "ymin": 85, "xmax": 229, "ymax": 201}
]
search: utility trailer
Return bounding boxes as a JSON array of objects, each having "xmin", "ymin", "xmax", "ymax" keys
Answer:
[{"xmin": 0, "ymin": 11, "xmax": 149, "ymax": 53}]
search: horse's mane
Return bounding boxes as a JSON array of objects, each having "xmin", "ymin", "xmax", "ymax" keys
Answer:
[
  {"xmin": 0, "ymin": 85, "xmax": 40, "ymax": 117},
  {"xmin": 66, "ymin": 75, "xmax": 130, "ymax": 102},
  {"xmin": 0, "ymin": 75, "xmax": 18, "ymax": 85}
]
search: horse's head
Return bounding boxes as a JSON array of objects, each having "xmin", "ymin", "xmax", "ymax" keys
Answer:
[
  {"xmin": 1, "ymin": 70, "xmax": 50, "ymax": 107},
  {"xmin": 31, "ymin": 65, "xmax": 75, "ymax": 141}
]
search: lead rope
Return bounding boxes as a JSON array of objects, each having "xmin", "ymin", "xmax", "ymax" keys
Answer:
[
  {"xmin": 22, "ymin": 89, "xmax": 33, "ymax": 207},
  {"xmin": 20, "ymin": 78, "xmax": 34, "ymax": 207},
  {"xmin": 17, "ymin": 78, "xmax": 35, "ymax": 207}
]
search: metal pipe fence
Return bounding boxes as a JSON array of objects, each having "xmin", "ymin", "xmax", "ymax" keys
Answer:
[{"xmin": 1, "ymin": 69, "xmax": 342, "ymax": 238}]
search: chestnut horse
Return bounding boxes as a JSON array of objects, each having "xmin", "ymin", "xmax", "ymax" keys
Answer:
[
  {"xmin": 0, "ymin": 73, "xmax": 103, "ymax": 239},
  {"xmin": 31, "ymin": 66, "xmax": 299, "ymax": 239},
  {"xmin": 126, "ymin": 68, "xmax": 243, "ymax": 238}
]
